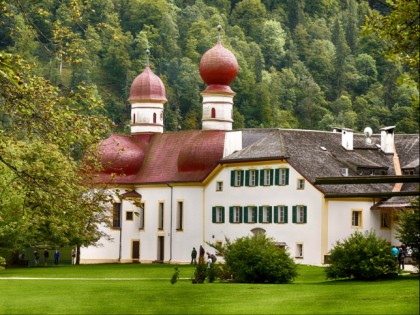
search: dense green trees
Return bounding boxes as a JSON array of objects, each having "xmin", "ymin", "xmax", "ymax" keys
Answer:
[{"xmin": 1, "ymin": 0, "xmax": 417, "ymax": 133}]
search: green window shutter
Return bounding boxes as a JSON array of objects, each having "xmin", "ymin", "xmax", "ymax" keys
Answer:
[
  {"xmin": 221, "ymin": 207, "xmax": 225, "ymax": 223},
  {"xmin": 304, "ymin": 206, "xmax": 307, "ymax": 223},
  {"xmin": 267, "ymin": 206, "xmax": 272, "ymax": 223},
  {"xmin": 260, "ymin": 169, "xmax": 265, "ymax": 186},
  {"xmin": 229, "ymin": 207, "xmax": 234, "ymax": 223},
  {"xmin": 230, "ymin": 171, "xmax": 235, "ymax": 186},
  {"xmin": 269, "ymin": 169, "xmax": 274, "ymax": 185},
  {"xmin": 284, "ymin": 206, "xmax": 288, "ymax": 223},
  {"xmin": 274, "ymin": 206, "xmax": 279, "ymax": 223},
  {"xmin": 245, "ymin": 170, "xmax": 250, "ymax": 186},
  {"xmin": 258, "ymin": 206, "xmax": 263, "ymax": 223},
  {"xmin": 212, "ymin": 207, "xmax": 216, "ymax": 223},
  {"xmin": 275, "ymin": 169, "xmax": 280, "ymax": 185},
  {"xmin": 285, "ymin": 168, "xmax": 290, "ymax": 185},
  {"xmin": 239, "ymin": 207, "xmax": 243, "ymax": 223},
  {"xmin": 292, "ymin": 206, "xmax": 297, "ymax": 223},
  {"xmin": 240, "ymin": 170, "xmax": 244, "ymax": 186},
  {"xmin": 244, "ymin": 206, "xmax": 249, "ymax": 223}
]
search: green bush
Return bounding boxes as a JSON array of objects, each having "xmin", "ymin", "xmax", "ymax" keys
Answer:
[
  {"xmin": 192, "ymin": 263, "xmax": 207, "ymax": 284},
  {"xmin": 326, "ymin": 230, "xmax": 398, "ymax": 280},
  {"xmin": 221, "ymin": 234, "xmax": 298, "ymax": 283}
]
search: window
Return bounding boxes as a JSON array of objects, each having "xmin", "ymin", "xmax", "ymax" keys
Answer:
[
  {"xmin": 176, "ymin": 201, "xmax": 183, "ymax": 230},
  {"xmin": 126, "ymin": 211, "xmax": 133, "ymax": 221},
  {"xmin": 153, "ymin": 112, "xmax": 157, "ymax": 123},
  {"xmin": 274, "ymin": 205, "xmax": 288, "ymax": 223},
  {"xmin": 246, "ymin": 170, "xmax": 258, "ymax": 187},
  {"xmin": 212, "ymin": 206, "xmax": 225, "ymax": 223},
  {"xmin": 297, "ymin": 179, "xmax": 305, "ymax": 190},
  {"xmin": 275, "ymin": 168, "xmax": 289, "ymax": 185},
  {"xmin": 260, "ymin": 169, "xmax": 273, "ymax": 186},
  {"xmin": 158, "ymin": 202, "xmax": 164, "ymax": 230},
  {"xmin": 215, "ymin": 241, "xmax": 223, "ymax": 256},
  {"xmin": 112, "ymin": 203, "xmax": 121, "ymax": 228},
  {"xmin": 231, "ymin": 170, "xmax": 244, "ymax": 187},
  {"xmin": 229, "ymin": 206, "xmax": 243, "ymax": 223},
  {"xmin": 244, "ymin": 206, "xmax": 257, "ymax": 223},
  {"xmin": 216, "ymin": 181, "xmax": 223, "ymax": 191},
  {"xmin": 133, "ymin": 114, "xmax": 136, "ymax": 123},
  {"xmin": 211, "ymin": 107, "xmax": 216, "ymax": 118},
  {"xmin": 292, "ymin": 205, "xmax": 307, "ymax": 224},
  {"xmin": 296, "ymin": 243, "xmax": 303, "ymax": 258},
  {"xmin": 139, "ymin": 203, "xmax": 145, "ymax": 229},
  {"xmin": 380, "ymin": 211, "xmax": 390, "ymax": 228},
  {"xmin": 259, "ymin": 206, "xmax": 272, "ymax": 223},
  {"xmin": 352, "ymin": 210, "xmax": 362, "ymax": 228}
]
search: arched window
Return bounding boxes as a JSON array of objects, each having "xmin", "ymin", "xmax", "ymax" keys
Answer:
[
  {"xmin": 153, "ymin": 112, "xmax": 157, "ymax": 123},
  {"xmin": 211, "ymin": 108, "xmax": 216, "ymax": 118},
  {"xmin": 133, "ymin": 114, "xmax": 136, "ymax": 123}
]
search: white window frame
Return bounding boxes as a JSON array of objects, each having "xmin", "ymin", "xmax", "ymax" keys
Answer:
[
  {"xmin": 235, "ymin": 170, "xmax": 242, "ymax": 187},
  {"xmin": 279, "ymin": 168, "xmax": 288, "ymax": 185},
  {"xmin": 249, "ymin": 170, "xmax": 257, "ymax": 186},
  {"xmin": 296, "ymin": 243, "xmax": 304, "ymax": 258},
  {"xmin": 262, "ymin": 206, "xmax": 270, "ymax": 223},
  {"xmin": 263, "ymin": 169, "xmax": 271, "ymax": 186},
  {"xmin": 139, "ymin": 203, "xmax": 145, "ymax": 230},
  {"xmin": 380, "ymin": 210, "xmax": 390, "ymax": 229},
  {"xmin": 351, "ymin": 210, "xmax": 362, "ymax": 228},
  {"xmin": 158, "ymin": 202, "xmax": 164, "ymax": 230},
  {"xmin": 297, "ymin": 206, "xmax": 305, "ymax": 223},
  {"xmin": 176, "ymin": 201, "xmax": 183, "ymax": 230},
  {"xmin": 297, "ymin": 179, "xmax": 305, "ymax": 190},
  {"xmin": 216, "ymin": 181, "xmax": 223, "ymax": 191},
  {"xmin": 247, "ymin": 206, "xmax": 257, "ymax": 223},
  {"xmin": 278, "ymin": 206, "xmax": 287, "ymax": 223},
  {"xmin": 233, "ymin": 206, "xmax": 241, "ymax": 223},
  {"xmin": 215, "ymin": 206, "xmax": 224, "ymax": 223}
]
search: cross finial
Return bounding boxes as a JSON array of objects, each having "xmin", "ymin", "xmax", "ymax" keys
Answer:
[{"xmin": 146, "ymin": 42, "xmax": 150, "ymax": 65}]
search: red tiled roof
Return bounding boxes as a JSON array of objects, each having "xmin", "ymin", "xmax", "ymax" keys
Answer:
[{"xmin": 93, "ymin": 130, "xmax": 226, "ymax": 184}]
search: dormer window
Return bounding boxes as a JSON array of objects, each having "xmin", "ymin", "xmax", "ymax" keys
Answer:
[{"xmin": 357, "ymin": 166, "xmax": 388, "ymax": 176}]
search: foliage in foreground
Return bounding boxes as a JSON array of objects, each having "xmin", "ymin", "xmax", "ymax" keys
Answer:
[
  {"xmin": 211, "ymin": 234, "xmax": 298, "ymax": 284},
  {"xmin": 326, "ymin": 230, "xmax": 398, "ymax": 280},
  {"xmin": 396, "ymin": 197, "xmax": 420, "ymax": 270}
]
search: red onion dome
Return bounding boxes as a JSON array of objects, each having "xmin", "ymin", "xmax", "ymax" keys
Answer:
[
  {"xmin": 199, "ymin": 41, "xmax": 238, "ymax": 93},
  {"xmin": 128, "ymin": 65, "xmax": 167, "ymax": 102},
  {"xmin": 98, "ymin": 134, "xmax": 144, "ymax": 175}
]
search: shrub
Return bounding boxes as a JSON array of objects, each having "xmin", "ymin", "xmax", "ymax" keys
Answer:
[
  {"xmin": 170, "ymin": 267, "xmax": 179, "ymax": 284},
  {"xmin": 192, "ymin": 263, "xmax": 207, "ymax": 284},
  {"xmin": 219, "ymin": 234, "xmax": 298, "ymax": 283},
  {"xmin": 326, "ymin": 230, "xmax": 398, "ymax": 280}
]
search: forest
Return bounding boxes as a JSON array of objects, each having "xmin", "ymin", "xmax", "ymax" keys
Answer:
[{"xmin": 1, "ymin": 0, "xmax": 419, "ymax": 134}]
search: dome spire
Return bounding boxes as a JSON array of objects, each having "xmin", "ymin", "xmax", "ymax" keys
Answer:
[
  {"xmin": 217, "ymin": 23, "xmax": 222, "ymax": 41},
  {"xmin": 145, "ymin": 42, "xmax": 150, "ymax": 66}
]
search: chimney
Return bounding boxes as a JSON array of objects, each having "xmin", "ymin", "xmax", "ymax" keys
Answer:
[
  {"xmin": 340, "ymin": 128, "xmax": 353, "ymax": 151},
  {"xmin": 380, "ymin": 126, "xmax": 395, "ymax": 154}
]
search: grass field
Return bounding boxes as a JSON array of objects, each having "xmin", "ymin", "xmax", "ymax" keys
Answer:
[{"xmin": 0, "ymin": 264, "xmax": 418, "ymax": 314}]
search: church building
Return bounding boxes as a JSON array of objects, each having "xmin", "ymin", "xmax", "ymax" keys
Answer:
[{"xmin": 81, "ymin": 34, "xmax": 419, "ymax": 265}]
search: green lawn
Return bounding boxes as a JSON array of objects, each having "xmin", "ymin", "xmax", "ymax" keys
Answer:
[{"xmin": 0, "ymin": 264, "xmax": 418, "ymax": 314}]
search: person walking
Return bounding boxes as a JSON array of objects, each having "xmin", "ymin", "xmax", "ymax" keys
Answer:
[
  {"xmin": 191, "ymin": 247, "xmax": 197, "ymax": 264},
  {"xmin": 43, "ymin": 249, "xmax": 49, "ymax": 266},
  {"xmin": 54, "ymin": 249, "xmax": 60, "ymax": 265},
  {"xmin": 199, "ymin": 245, "xmax": 205, "ymax": 264},
  {"xmin": 398, "ymin": 247, "xmax": 406, "ymax": 270},
  {"xmin": 71, "ymin": 249, "xmax": 76, "ymax": 265},
  {"xmin": 33, "ymin": 249, "xmax": 40, "ymax": 266}
]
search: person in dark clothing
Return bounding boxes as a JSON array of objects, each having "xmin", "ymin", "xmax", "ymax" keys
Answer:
[
  {"xmin": 191, "ymin": 247, "xmax": 197, "ymax": 264},
  {"xmin": 54, "ymin": 250, "xmax": 60, "ymax": 265},
  {"xmin": 43, "ymin": 249, "xmax": 49, "ymax": 266},
  {"xmin": 199, "ymin": 245, "xmax": 205, "ymax": 264}
]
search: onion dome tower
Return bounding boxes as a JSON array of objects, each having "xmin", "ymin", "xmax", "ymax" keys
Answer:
[
  {"xmin": 199, "ymin": 25, "xmax": 238, "ymax": 130},
  {"xmin": 128, "ymin": 48, "xmax": 167, "ymax": 134}
]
